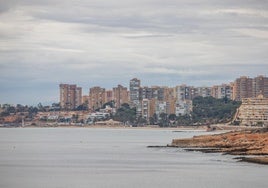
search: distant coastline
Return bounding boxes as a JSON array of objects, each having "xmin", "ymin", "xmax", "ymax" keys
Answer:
[{"xmin": 0, "ymin": 122, "xmax": 260, "ymax": 132}]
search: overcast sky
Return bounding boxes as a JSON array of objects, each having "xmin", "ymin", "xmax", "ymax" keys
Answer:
[{"xmin": 0, "ymin": 0, "xmax": 268, "ymax": 105}]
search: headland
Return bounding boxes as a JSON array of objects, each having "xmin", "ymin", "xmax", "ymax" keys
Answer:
[{"xmin": 170, "ymin": 128, "xmax": 268, "ymax": 165}]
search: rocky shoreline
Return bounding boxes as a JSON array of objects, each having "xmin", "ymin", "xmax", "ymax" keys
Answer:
[{"xmin": 170, "ymin": 128, "xmax": 268, "ymax": 165}]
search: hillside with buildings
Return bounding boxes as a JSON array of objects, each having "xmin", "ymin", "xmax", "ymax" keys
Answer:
[
  {"xmin": 57, "ymin": 75, "xmax": 268, "ymax": 126},
  {"xmin": 1, "ymin": 75, "xmax": 268, "ymax": 127}
]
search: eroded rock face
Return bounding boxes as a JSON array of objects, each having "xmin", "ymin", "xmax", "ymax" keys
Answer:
[{"xmin": 171, "ymin": 129, "xmax": 268, "ymax": 155}]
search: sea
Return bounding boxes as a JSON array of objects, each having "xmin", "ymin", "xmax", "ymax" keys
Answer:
[{"xmin": 0, "ymin": 128, "xmax": 267, "ymax": 188}]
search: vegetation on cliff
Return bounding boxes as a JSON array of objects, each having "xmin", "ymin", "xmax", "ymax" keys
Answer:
[
  {"xmin": 110, "ymin": 97, "xmax": 241, "ymax": 126},
  {"xmin": 174, "ymin": 97, "xmax": 241, "ymax": 126},
  {"xmin": 190, "ymin": 96, "xmax": 241, "ymax": 125},
  {"xmin": 113, "ymin": 103, "xmax": 137, "ymax": 124}
]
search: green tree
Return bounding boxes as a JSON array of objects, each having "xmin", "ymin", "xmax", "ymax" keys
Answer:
[
  {"xmin": 113, "ymin": 103, "xmax": 136, "ymax": 124},
  {"xmin": 192, "ymin": 96, "xmax": 241, "ymax": 124},
  {"xmin": 168, "ymin": 114, "xmax": 177, "ymax": 126},
  {"xmin": 159, "ymin": 113, "xmax": 168, "ymax": 127},
  {"xmin": 149, "ymin": 113, "xmax": 158, "ymax": 125},
  {"xmin": 136, "ymin": 116, "xmax": 147, "ymax": 126},
  {"xmin": 76, "ymin": 102, "xmax": 88, "ymax": 111}
]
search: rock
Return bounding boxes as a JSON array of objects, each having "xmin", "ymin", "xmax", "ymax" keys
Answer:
[
  {"xmin": 171, "ymin": 128, "xmax": 268, "ymax": 158},
  {"xmin": 235, "ymin": 157, "xmax": 268, "ymax": 165}
]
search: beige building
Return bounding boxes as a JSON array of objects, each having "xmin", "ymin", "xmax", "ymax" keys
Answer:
[
  {"xmin": 233, "ymin": 75, "xmax": 268, "ymax": 101},
  {"xmin": 163, "ymin": 87, "xmax": 176, "ymax": 102},
  {"xmin": 211, "ymin": 84, "xmax": 232, "ymax": 99},
  {"xmin": 233, "ymin": 95, "xmax": 268, "ymax": 126},
  {"xmin": 175, "ymin": 85, "xmax": 196, "ymax": 101},
  {"xmin": 253, "ymin": 75, "xmax": 268, "ymax": 98},
  {"xmin": 82, "ymin": 95, "xmax": 90, "ymax": 110},
  {"xmin": 105, "ymin": 90, "xmax": 114, "ymax": 104},
  {"xmin": 89, "ymin": 86, "xmax": 106, "ymax": 110},
  {"xmin": 195, "ymin": 87, "xmax": 211, "ymax": 98},
  {"xmin": 141, "ymin": 99, "xmax": 156, "ymax": 121},
  {"xmin": 113, "ymin": 85, "xmax": 129, "ymax": 108},
  {"xmin": 59, "ymin": 84, "xmax": 82, "ymax": 110},
  {"xmin": 233, "ymin": 76, "xmax": 253, "ymax": 101}
]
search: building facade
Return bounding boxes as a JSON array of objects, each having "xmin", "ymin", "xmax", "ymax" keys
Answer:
[
  {"xmin": 195, "ymin": 87, "xmax": 211, "ymax": 98},
  {"xmin": 59, "ymin": 84, "xmax": 82, "ymax": 110},
  {"xmin": 233, "ymin": 76, "xmax": 253, "ymax": 101},
  {"xmin": 105, "ymin": 90, "xmax": 114, "ymax": 104},
  {"xmin": 175, "ymin": 100, "xmax": 192, "ymax": 116},
  {"xmin": 233, "ymin": 95, "xmax": 268, "ymax": 126},
  {"xmin": 129, "ymin": 78, "xmax": 141, "ymax": 106},
  {"xmin": 253, "ymin": 75, "xmax": 268, "ymax": 98},
  {"xmin": 175, "ymin": 85, "xmax": 196, "ymax": 101},
  {"xmin": 211, "ymin": 84, "xmax": 232, "ymax": 99},
  {"xmin": 233, "ymin": 75, "xmax": 268, "ymax": 101},
  {"xmin": 89, "ymin": 86, "xmax": 106, "ymax": 110},
  {"xmin": 113, "ymin": 85, "xmax": 129, "ymax": 108}
]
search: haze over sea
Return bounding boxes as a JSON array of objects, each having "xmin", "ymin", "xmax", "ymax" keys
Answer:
[{"xmin": 0, "ymin": 128, "xmax": 267, "ymax": 188}]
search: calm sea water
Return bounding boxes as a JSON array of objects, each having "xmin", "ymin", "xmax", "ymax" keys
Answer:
[{"xmin": 0, "ymin": 128, "xmax": 267, "ymax": 188}]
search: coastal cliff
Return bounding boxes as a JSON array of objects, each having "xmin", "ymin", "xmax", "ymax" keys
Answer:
[{"xmin": 170, "ymin": 128, "xmax": 268, "ymax": 164}]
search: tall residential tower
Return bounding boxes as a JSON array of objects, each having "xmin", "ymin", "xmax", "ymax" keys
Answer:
[
  {"xmin": 59, "ymin": 84, "xmax": 82, "ymax": 110},
  {"xmin": 129, "ymin": 78, "xmax": 141, "ymax": 106}
]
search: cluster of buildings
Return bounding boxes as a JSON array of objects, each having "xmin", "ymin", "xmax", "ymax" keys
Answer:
[{"xmin": 60, "ymin": 75, "xmax": 268, "ymax": 123}]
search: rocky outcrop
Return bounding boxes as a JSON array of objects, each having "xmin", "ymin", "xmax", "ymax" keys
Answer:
[{"xmin": 170, "ymin": 128, "xmax": 268, "ymax": 164}]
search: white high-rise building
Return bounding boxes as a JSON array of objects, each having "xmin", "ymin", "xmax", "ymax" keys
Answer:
[{"xmin": 129, "ymin": 78, "xmax": 141, "ymax": 106}]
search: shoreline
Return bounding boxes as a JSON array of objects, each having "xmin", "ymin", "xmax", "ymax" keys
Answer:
[
  {"xmin": 1, "ymin": 124, "xmax": 209, "ymax": 131},
  {"xmin": 2, "ymin": 123, "xmax": 267, "ymax": 165},
  {"xmin": 1, "ymin": 123, "xmax": 260, "ymax": 131},
  {"xmin": 170, "ymin": 128, "xmax": 268, "ymax": 165}
]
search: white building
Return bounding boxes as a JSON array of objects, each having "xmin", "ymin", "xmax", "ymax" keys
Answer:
[
  {"xmin": 155, "ymin": 101, "xmax": 168, "ymax": 117},
  {"xmin": 175, "ymin": 100, "xmax": 192, "ymax": 116}
]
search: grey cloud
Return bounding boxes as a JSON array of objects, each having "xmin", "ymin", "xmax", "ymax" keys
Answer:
[{"xmin": 0, "ymin": 0, "xmax": 268, "ymax": 104}]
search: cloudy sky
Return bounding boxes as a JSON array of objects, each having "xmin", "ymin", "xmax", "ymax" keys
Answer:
[{"xmin": 0, "ymin": 0, "xmax": 268, "ymax": 105}]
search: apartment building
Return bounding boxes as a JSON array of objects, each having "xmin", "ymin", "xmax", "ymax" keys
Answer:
[
  {"xmin": 233, "ymin": 95, "xmax": 268, "ymax": 126},
  {"xmin": 175, "ymin": 85, "xmax": 196, "ymax": 101},
  {"xmin": 155, "ymin": 100, "xmax": 169, "ymax": 117},
  {"xmin": 141, "ymin": 99, "xmax": 156, "ymax": 121},
  {"xmin": 233, "ymin": 75, "xmax": 268, "ymax": 101},
  {"xmin": 105, "ymin": 90, "xmax": 113, "ymax": 104},
  {"xmin": 195, "ymin": 87, "xmax": 211, "ymax": 98},
  {"xmin": 59, "ymin": 84, "xmax": 82, "ymax": 110},
  {"xmin": 233, "ymin": 76, "xmax": 253, "ymax": 101},
  {"xmin": 253, "ymin": 75, "xmax": 268, "ymax": 98},
  {"xmin": 129, "ymin": 78, "xmax": 141, "ymax": 106},
  {"xmin": 175, "ymin": 100, "xmax": 192, "ymax": 116},
  {"xmin": 89, "ymin": 86, "xmax": 106, "ymax": 110},
  {"xmin": 211, "ymin": 84, "xmax": 232, "ymax": 99},
  {"xmin": 163, "ymin": 87, "xmax": 176, "ymax": 101},
  {"xmin": 152, "ymin": 86, "xmax": 165, "ymax": 101},
  {"xmin": 139, "ymin": 86, "xmax": 153, "ymax": 100},
  {"xmin": 113, "ymin": 85, "xmax": 129, "ymax": 108},
  {"xmin": 139, "ymin": 86, "xmax": 167, "ymax": 101}
]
